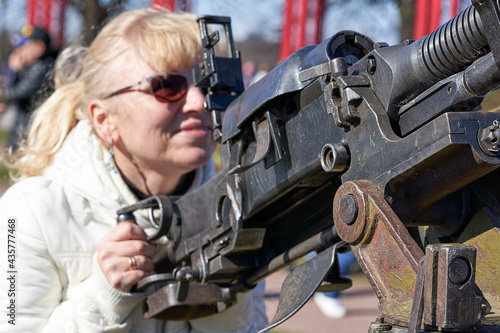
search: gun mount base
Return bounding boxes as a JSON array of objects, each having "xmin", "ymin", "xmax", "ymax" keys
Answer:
[{"xmin": 335, "ymin": 180, "xmax": 500, "ymax": 332}]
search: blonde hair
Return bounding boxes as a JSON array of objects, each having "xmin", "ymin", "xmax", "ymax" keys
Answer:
[{"xmin": 7, "ymin": 8, "xmax": 201, "ymax": 181}]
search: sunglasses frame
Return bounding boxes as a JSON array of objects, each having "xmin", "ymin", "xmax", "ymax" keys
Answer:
[{"xmin": 102, "ymin": 72, "xmax": 190, "ymax": 103}]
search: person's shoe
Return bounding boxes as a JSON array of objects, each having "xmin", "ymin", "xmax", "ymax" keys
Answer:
[{"xmin": 313, "ymin": 293, "xmax": 347, "ymax": 319}]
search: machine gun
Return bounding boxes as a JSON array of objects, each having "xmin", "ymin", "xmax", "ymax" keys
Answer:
[{"xmin": 118, "ymin": 1, "xmax": 500, "ymax": 331}]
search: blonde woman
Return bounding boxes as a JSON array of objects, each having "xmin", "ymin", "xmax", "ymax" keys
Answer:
[{"xmin": 0, "ymin": 9, "xmax": 266, "ymax": 332}]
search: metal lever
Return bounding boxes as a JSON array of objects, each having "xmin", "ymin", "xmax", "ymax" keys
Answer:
[
  {"xmin": 258, "ymin": 241, "xmax": 348, "ymax": 333},
  {"xmin": 408, "ymin": 257, "xmax": 426, "ymax": 333},
  {"xmin": 116, "ymin": 195, "xmax": 174, "ymax": 241}
]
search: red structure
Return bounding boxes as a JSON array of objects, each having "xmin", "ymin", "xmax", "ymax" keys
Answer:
[
  {"xmin": 413, "ymin": 0, "xmax": 465, "ymax": 39},
  {"xmin": 24, "ymin": 0, "xmax": 192, "ymax": 50},
  {"xmin": 151, "ymin": 0, "xmax": 192, "ymax": 12},
  {"xmin": 26, "ymin": 0, "xmax": 468, "ymax": 61},
  {"xmin": 279, "ymin": 0, "xmax": 468, "ymax": 64},
  {"xmin": 26, "ymin": 0, "xmax": 66, "ymax": 49},
  {"xmin": 279, "ymin": 0, "xmax": 325, "ymax": 62}
]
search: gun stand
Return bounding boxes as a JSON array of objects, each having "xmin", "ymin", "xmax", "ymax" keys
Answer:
[{"xmin": 334, "ymin": 180, "xmax": 498, "ymax": 332}]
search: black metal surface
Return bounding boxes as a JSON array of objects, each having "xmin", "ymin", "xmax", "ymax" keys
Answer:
[
  {"xmin": 142, "ymin": 282, "xmax": 233, "ymax": 321},
  {"xmin": 423, "ymin": 244, "xmax": 482, "ymax": 329},
  {"xmin": 222, "ymin": 31, "xmax": 377, "ymax": 142},
  {"xmin": 116, "ymin": 1, "xmax": 500, "ymax": 329},
  {"xmin": 192, "ymin": 15, "xmax": 243, "ymax": 142}
]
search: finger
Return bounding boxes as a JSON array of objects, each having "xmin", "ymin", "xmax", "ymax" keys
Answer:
[
  {"xmin": 99, "ymin": 255, "xmax": 155, "ymax": 292},
  {"xmin": 99, "ymin": 239, "xmax": 155, "ymax": 260},
  {"xmin": 109, "ymin": 267, "xmax": 153, "ymax": 292},
  {"xmin": 99, "ymin": 254, "xmax": 154, "ymax": 274},
  {"xmin": 106, "ymin": 222, "xmax": 148, "ymax": 242},
  {"xmin": 125, "ymin": 255, "xmax": 155, "ymax": 272}
]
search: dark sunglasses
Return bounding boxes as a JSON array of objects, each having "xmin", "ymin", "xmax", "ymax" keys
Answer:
[{"xmin": 103, "ymin": 73, "xmax": 190, "ymax": 103}]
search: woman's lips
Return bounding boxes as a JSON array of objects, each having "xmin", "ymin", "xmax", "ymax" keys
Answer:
[{"xmin": 176, "ymin": 123, "xmax": 212, "ymax": 138}]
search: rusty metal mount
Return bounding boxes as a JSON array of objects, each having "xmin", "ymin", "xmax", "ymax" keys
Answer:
[{"xmin": 333, "ymin": 180, "xmax": 424, "ymax": 326}]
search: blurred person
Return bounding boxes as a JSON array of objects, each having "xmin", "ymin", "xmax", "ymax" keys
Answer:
[
  {"xmin": 250, "ymin": 63, "xmax": 270, "ymax": 85},
  {"xmin": 0, "ymin": 9, "xmax": 266, "ymax": 333},
  {"xmin": 0, "ymin": 25, "xmax": 55, "ymax": 150},
  {"xmin": 313, "ymin": 250, "xmax": 357, "ymax": 319},
  {"xmin": 242, "ymin": 60, "xmax": 256, "ymax": 89},
  {"xmin": 0, "ymin": 63, "xmax": 9, "ymax": 114}
]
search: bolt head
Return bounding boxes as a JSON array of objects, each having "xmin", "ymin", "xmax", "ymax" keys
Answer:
[
  {"xmin": 340, "ymin": 194, "xmax": 358, "ymax": 225},
  {"xmin": 448, "ymin": 257, "xmax": 471, "ymax": 285}
]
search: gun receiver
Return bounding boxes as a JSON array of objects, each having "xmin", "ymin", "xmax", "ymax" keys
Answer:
[{"xmin": 118, "ymin": 1, "xmax": 500, "ymax": 331}]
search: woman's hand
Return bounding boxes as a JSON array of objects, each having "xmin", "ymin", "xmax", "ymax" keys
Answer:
[{"xmin": 97, "ymin": 222, "xmax": 155, "ymax": 292}]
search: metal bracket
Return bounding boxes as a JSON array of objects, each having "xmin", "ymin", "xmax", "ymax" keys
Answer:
[
  {"xmin": 423, "ymin": 244, "xmax": 482, "ymax": 329},
  {"xmin": 473, "ymin": 0, "xmax": 500, "ymax": 69},
  {"xmin": 228, "ymin": 111, "xmax": 284, "ymax": 174},
  {"xmin": 117, "ymin": 195, "xmax": 175, "ymax": 241},
  {"xmin": 193, "ymin": 15, "xmax": 244, "ymax": 143}
]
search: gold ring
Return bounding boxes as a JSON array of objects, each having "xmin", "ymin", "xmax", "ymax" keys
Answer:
[{"xmin": 128, "ymin": 256, "xmax": 137, "ymax": 270}]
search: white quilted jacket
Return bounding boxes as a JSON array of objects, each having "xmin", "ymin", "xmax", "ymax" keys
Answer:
[{"xmin": 0, "ymin": 120, "xmax": 267, "ymax": 333}]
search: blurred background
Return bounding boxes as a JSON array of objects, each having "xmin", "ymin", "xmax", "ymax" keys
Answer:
[
  {"xmin": 0, "ymin": 1, "xmax": 494, "ymax": 331},
  {"xmin": 0, "ymin": 0, "xmax": 472, "ymax": 71},
  {"xmin": 0, "ymin": 0, "xmax": 478, "ymax": 178}
]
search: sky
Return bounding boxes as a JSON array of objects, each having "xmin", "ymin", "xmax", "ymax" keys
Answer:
[
  {"xmin": 195, "ymin": 0, "xmax": 401, "ymax": 44},
  {"xmin": 0, "ymin": 0, "xmax": 402, "ymax": 47}
]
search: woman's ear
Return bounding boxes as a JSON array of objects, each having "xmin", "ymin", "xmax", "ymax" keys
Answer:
[{"xmin": 89, "ymin": 98, "xmax": 119, "ymax": 145}]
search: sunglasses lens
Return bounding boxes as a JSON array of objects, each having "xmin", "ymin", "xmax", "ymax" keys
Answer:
[{"xmin": 150, "ymin": 74, "xmax": 188, "ymax": 102}]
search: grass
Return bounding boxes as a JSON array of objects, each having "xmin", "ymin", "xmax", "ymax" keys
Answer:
[
  {"xmin": 0, "ymin": 129, "xmax": 11, "ymax": 185},
  {"xmin": 0, "ymin": 130, "xmax": 8, "ymax": 143},
  {"xmin": 0, "ymin": 163, "xmax": 9, "ymax": 180}
]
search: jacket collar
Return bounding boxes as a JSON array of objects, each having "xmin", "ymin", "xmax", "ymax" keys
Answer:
[{"xmin": 43, "ymin": 119, "xmax": 215, "ymax": 234}]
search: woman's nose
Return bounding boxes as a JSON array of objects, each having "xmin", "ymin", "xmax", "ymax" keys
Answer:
[{"xmin": 182, "ymin": 84, "xmax": 205, "ymax": 114}]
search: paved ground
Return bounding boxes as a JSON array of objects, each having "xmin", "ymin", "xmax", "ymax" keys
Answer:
[{"xmin": 264, "ymin": 270, "xmax": 381, "ymax": 333}]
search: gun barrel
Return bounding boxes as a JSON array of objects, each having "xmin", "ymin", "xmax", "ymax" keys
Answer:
[
  {"xmin": 366, "ymin": 3, "xmax": 496, "ymax": 120},
  {"xmin": 242, "ymin": 226, "xmax": 339, "ymax": 288}
]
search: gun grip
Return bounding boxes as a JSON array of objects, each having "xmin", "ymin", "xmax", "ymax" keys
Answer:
[{"xmin": 117, "ymin": 213, "xmax": 136, "ymax": 224}]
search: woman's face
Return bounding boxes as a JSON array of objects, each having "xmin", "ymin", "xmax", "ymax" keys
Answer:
[{"xmin": 105, "ymin": 52, "xmax": 215, "ymax": 176}]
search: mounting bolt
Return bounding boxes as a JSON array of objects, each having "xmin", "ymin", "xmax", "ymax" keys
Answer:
[
  {"xmin": 448, "ymin": 257, "xmax": 470, "ymax": 285},
  {"xmin": 213, "ymin": 128, "xmax": 223, "ymax": 143},
  {"xmin": 366, "ymin": 57, "xmax": 377, "ymax": 75},
  {"xmin": 218, "ymin": 237, "xmax": 231, "ymax": 249},
  {"xmin": 478, "ymin": 120, "xmax": 500, "ymax": 156},
  {"xmin": 339, "ymin": 194, "xmax": 358, "ymax": 225}
]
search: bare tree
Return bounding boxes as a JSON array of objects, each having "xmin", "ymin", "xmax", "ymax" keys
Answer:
[
  {"xmin": 66, "ymin": 0, "xmax": 129, "ymax": 44},
  {"xmin": 394, "ymin": 0, "xmax": 415, "ymax": 41},
  {"xmin": 325, "ymin": 0, "xmax": 415, "ymax": 42}
]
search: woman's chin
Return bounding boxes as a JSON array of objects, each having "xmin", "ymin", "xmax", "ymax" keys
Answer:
[{"xmin": 175, "ymin": 148, "xmax": 215, "ymax": 170}]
